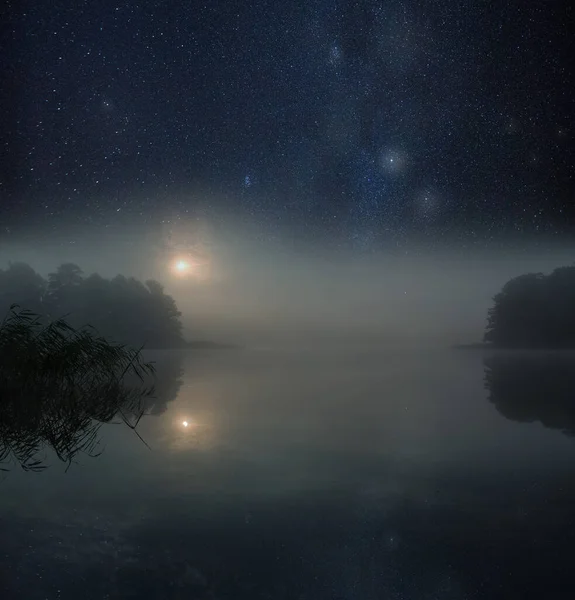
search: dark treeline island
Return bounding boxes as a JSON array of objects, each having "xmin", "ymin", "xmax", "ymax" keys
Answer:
[
  {"xmin": 485, "ymin": 265, "xmax": 575, "ymax": 348},
  {"xmin": 0, "ymin": 261, "xmax": 184, "ymax": 349},
  {"xmin": 455, "ymin": 264, "xmax": 575, "ymax": 350}
]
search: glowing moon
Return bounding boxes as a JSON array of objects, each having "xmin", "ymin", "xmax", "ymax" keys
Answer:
[
  {"xmin": 172, "ymin": 258, "xmax": 194, "ymax": 277},
  {"xmin": 182, "ymin": 420, "xmax": 189, "ymax": 427},
  {"xmin": 170, "ymin": 255, "xmax": 211, "ymax": 281}
]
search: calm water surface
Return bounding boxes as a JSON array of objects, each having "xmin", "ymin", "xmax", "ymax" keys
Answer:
[{"xmin": 2, "ymin": 345, "xmax": 575, "ymax": 599}]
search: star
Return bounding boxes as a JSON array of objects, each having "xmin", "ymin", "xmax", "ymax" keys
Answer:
[
  {"xmin": 101, "ymin": 98, "xmax": 114, "ymax": 112},
  {"xmin": 380, "ymin": 149, "xmax": 408, "ymax": 176}
]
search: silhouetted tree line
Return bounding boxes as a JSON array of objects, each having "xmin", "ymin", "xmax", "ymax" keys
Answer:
[
  {"xmin": 484, "ymin": 354, "xmax": 575, "ymax": 436},
  {"xmin": 484, "ymin": 266, "xmax": 575, "ymax": 348},
  {"xmin": 0, "ymin": 262, "xmax": 184, "ymax": 348}
]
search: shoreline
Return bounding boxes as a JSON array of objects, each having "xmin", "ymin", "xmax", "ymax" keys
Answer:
[{"xmin": 453, "ymin": 343, "xmax": 575, "ymax": 352}]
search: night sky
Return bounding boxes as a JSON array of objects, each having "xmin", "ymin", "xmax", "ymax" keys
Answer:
[{"xmin": 1, "ymin": 0, "xmax": 573, "ymax": 249}]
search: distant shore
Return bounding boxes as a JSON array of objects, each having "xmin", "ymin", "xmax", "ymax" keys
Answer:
[
  {"xmin": 453, "ymin": 342, "xmax": 575, "ymax": 351},
  {"xmin": 452, "ymin": 342, "xmax": 490, "ymax": 350},
  {"xmin": 184, "ymin": 340, "xmax": 240, "ymax": 350},
  {"xmin": 145, "ymin": 340, "xmax": 241, "ymax": 351}
]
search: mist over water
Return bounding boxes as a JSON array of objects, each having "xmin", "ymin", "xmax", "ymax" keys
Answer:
[
  {"xmin": 2, "ymin": 219, "xmax": 575, "ymax": 348},
  {"xmin": 3, "ymin": 340, "xmax": 575, "ymax": 598}
]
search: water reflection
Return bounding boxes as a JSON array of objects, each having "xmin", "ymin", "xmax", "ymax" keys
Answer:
[
  {"xmin": 167, "ymin": 402, "xmax": 217, "ymax": 453},
  {"xmin": 0, "ymin": 351, "xmax": 183, "ymax": 473},
  {"xmin": 4, "ymin": 349, "xmax": 575, "ymax": 599},
  {"xmin": 139, "ymin": 351, "xmax": 184, "ymax": 416},
  {"xmin": 484, "ymin": 353, "xmax": 575, "ymax": 434}
]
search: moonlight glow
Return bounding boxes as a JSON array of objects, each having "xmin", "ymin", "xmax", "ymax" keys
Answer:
[
  {"xmin": 170, "ymin": 255, "xmax": 212, "ymax": 281},
  {"xmin": 172, "ymin": 258, "xmax": 194, "ymax": 277}
]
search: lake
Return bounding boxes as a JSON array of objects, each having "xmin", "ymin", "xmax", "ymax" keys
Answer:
[{"xmin": 2, "ymin": 344, "xmax": 575, "ymax": 599}]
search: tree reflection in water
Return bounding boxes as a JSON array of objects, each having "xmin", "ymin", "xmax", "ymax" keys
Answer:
[
  {"xmin": 484, "ymin": 352, "xmax": 575, "ymax": 435},
  {"xmin": 0, "ymin": 306, "xmax": 182, "ymax": 473}
]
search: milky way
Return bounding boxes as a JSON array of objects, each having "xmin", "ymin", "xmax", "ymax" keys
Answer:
[{"xmin": 1, "ymin": 0, "xmax": 572, "ymax": 248}]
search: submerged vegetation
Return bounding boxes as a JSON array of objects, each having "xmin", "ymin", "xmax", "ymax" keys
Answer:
[{"xmin": 0, "ymin": 305, "xmax": 156, "ymax": 472}]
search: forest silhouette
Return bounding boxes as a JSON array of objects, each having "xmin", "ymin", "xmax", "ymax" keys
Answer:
[
  {"xmin": 0, "ymin": 261, "xmax": 184, "ymax": 349},
  {"xmin": 485, "ymin": 265, "xmax": 575, "ymax": 348}
]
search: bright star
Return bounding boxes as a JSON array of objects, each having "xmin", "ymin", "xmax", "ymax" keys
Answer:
[{"xmin": 380, "ymin": 149, "xmax": 407, "ymax": 175}]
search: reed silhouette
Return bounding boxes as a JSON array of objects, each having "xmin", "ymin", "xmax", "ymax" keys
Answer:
[{"xmin": 0, "ymin": 305, "xmax": 157, "ymax": 472}]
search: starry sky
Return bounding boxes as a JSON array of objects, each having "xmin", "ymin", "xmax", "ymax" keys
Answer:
[{"xmin": 1, "ymin": 0, "xmax": 573, "ymax": 250}]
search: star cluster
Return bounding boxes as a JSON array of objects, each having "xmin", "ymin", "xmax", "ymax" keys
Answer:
[{"xmin": 1, "ymin": 0, "xmax": 572, "ymax": 247}]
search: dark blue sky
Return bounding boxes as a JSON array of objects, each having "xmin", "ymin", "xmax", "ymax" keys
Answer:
[{"xmin": 1, "ymin": 0, "xmax": 573, "ymax": 247}]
